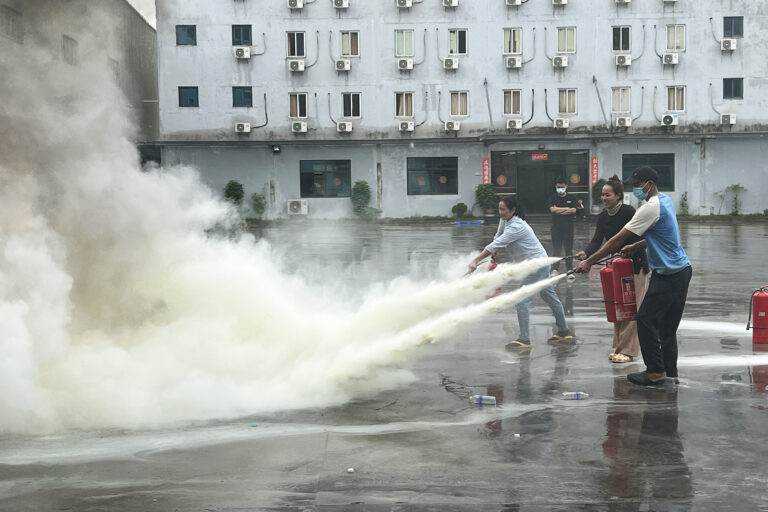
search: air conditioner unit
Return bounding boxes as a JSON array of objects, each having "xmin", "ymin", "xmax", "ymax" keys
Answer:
[
  {"xmin": 552, "ymin": 55, "xmax": 568, "ymax": 68},
  {"xmin": 397, "ymin": 0, "xmax": 412, "ymax": 7},
  {"xmin": 615, "ymin": 54, "xmax": 632, "ymax": 66},
  {"xmin": 442, "ymin": 57, "xmax": 459, "ymax": 70},
  {"xmin": 721, "ymin": 38, "xmax": 737, "ymax": 51},
  {"xmin": 334, "ymin": 0, "xmax": 349, "ymax": 8},
  {"xmin": 288, "ymin": 59, "xmax": 305, "ymax": 72},
  {"xmin": 287, "ymin": 0, "xmax": 303, "ymax": 8},
  {"xmin": 662, "ymin": 52, "xmax": 679, "ymax": 65},
  {"xmin": 397, "ymin": 58, "xmax": 413, "ymax": 70},
  {"xmin": 291, "ymin": 120, "xmax": 308, "ymax": 132},
  {"xmin": 235, "ymin": 122, "xmax": 251, "ymax": 133},
  {"xmin": 506, "ymin": 118, "xmax": 522, "ymax": 130},
  {"xmin": 506, "ymin": 0, "xmax": 522, "ymax": 4},
  {"xmin": 554, "ymin": 118, "xmax": 570, "ymax": 129},
  {"xmin": 615, "ymin": 117, "xmax": 632, "ymax": 127},
  {"xmin": 662, "ymin": 0, "xmax": 677, "ymax": 2},
  {"xmin": 234, "ymin": 46, "xmax": 251, "ymax": 59},
  {"xmin": 287, "ymin": 199, "xmax": 308, "ymax": 215},
  {"xmin": 720, "ymin": 113, "xmax": 736, "ymax": 125},
  {"xmin": 399, "ymin": 120, "xmax": 415, "ymax": 132},
  {"xmin": 337, "ymin": 121, "xmax": 353, "ymax": 132},
  {"xmin": 553, "ymin": 0, "xmax": 567, "ymax": 5},
  {"xmin": 335, "ymin": 59, "xmax": 351, "ymax": 71},
  {"xmin": 444, "ymin": 120, "xmax": 460, "ymax": 131},
  {"xmin": 661, "ymin": 113, "xmax": 679, "ymax": 126},
  {"xmin": 442, "ymin": 0, "xmax": 458, "ymax": 6},
  {"xmin": 615, "ymin": 0, "xmax": 630, "ymax": 3},
  {"xmin": 505, "ymin": 56, "xmax": 522, "ymax": 68}
]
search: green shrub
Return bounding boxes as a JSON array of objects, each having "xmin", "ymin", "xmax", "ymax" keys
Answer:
[
  {"xmin": 224, "ymin": 180, "xmax": 244, "ymax": 206},
  {"xmin": 592, "ymin": 179, "xmax": 607, "ymax": 205},
  {"xmin": 451, "ymin": 202, "xmax": 468, "ymax": 218},
  {"xmin": 251, "ymin": 193, "xmax": 266, "ymax": 219},
  {"xmin": 350, "ymin": 180, "xmax": 372, "ymax": 217},
  {"xmin": 474, "ymin": 184, "xmax": 498, "ymax": 212}
]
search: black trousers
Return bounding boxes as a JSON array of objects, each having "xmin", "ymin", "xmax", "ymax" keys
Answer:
[
  {"xmin": 636, "ymin": 266, "xmax": 693, "ymax": 377},
  {"xmin": 551, "ymin": 223, "xmax": 574, "ymax": 271}
]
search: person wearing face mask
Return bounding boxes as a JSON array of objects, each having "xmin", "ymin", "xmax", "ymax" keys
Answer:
[
  {"xmin": 468, "ymin": 197, "xmax": 573, "ymax": 350},
  {"xmin": 573, "ymin": 167, "xmax": 691, "ymax": 386},
  {"xmin": 549, "ymin": 178, "xmax": 583, "ymax": 275},
  {"xmin": 575, "ymin": 174, "xmax": 649, "ymax": 364}
]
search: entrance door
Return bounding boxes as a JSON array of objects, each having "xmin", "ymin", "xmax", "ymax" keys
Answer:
[{"xmin": 516, "ymin": 164, "xmax": 563, "ymax": 214}]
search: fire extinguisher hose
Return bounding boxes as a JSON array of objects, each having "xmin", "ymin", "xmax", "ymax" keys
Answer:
[{"xmin": 747, "ymin": 285, "xmax": 768, "ymax": 331}]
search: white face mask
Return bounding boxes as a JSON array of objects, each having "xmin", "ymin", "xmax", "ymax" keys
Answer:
[{"xmin": 556, "ymin": 187, "xmax": 566, "ymax": 194}]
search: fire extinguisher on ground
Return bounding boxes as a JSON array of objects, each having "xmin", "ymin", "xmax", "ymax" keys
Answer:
[{"xmin": 747, "ymin": 286, "xmax": 768, "ymax": 344}]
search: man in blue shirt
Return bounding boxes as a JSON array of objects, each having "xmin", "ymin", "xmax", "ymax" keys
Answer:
[{"xmin": 573, "ymin": 167, "xmax": 692, "ymax": 386}]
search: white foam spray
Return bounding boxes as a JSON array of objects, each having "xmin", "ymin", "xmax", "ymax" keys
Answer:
[{"xmin": 0, "ymin": 23, "xmax": 563, "ymax": 433}]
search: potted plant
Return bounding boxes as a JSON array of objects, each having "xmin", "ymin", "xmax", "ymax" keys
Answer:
[
  {"xmin": 474, "ymin": 184, "xmax": 498, "ymax": 214},
  {"xmin": 350, "ymin": 180, "xmax": 372, "ymax": 218},
  {"xmin": 451, "ymin": 202, "xmax": 468, "ymax": 218},
  {"xmin": 591, "ymin": 178, "xmax": 607, "ymax": 214}
]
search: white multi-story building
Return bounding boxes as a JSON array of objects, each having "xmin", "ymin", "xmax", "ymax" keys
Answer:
[{"xmin": 156, "ymin": 0, "xmax": 768, "ymax": 218}]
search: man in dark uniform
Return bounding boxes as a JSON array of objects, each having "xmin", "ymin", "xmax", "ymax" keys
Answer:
[{"xmin": 549, "ymin": 177, "xmax": 583, "ymax": 274}]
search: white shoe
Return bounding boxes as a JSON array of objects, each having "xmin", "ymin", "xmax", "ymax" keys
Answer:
[{"xmin": 550, "ymin": 269, "xmax": 560, "ymax": 277}]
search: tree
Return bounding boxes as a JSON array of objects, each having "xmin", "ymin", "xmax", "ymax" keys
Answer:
[
  {"xmin": 224, "ymin": 180, "xmax": 245, "ymax": 206},
  {"xmin": 350, "ymin": 180, "xmax": 372, "ymax": 217}
]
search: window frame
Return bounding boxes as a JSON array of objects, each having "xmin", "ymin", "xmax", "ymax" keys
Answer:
[
  {"xmin": 503, "ymin": 28, "xmax": 522, "ymax": 55},
  {"xmin": 0, "ymin": 4, "xmax": 23, "ymax": 43},
  {"xmin": 558, "ymin": 88, "xmax": 577, "ymax": 115},
  {"xmin": 232, "ymin": 86, "xmax": 253, "ymax": 108},
  {"xmin": 611, "ymin": 87, "xmax": 631, "ymax": 114},
  {"xmin": 395, "ymin": 29, "xmax": 415, "ymax": 57},
  {"xmin": 723, "ymin": 78, "xmax": 743, "ymax": 100},
  {"xmin": 448, "ymin": 28, "xmax": 468, "ymax": 55},
  {"xmin": 406, "ymin": 157, "xmax": 459, "ymax": 196},
  {"xmin": 612, "ymin": 26, "xmax": 631, "ymax": 52},
  {"xmin": 340, "ymin": 30, "xmax": 360, "ymax": 57},
  {"xmin": 232, "ymin": 25, "xmax": 252, "ymax": 46},
  {"xmin": 175, "ymin": 25, "xmax": 197, "ymax": 46},
  {"xmin": 666, "ymin": 24, "xmax": 685, "ymax": 51},
  {"xmin": 622, "ymin": 154, "xmax": 675, "ymax": 192},
  {"xmin": 666, "ymin": 86, "xmax": 686, "ymax": 112},
  {"xmin": 178, "ymin": 86, "xmax": 199, "ymax": 108},
  {"xmin": 395, "ymin": 91, "xmax": 414, "ymax": 118},
  {"xmin": 450, "ymin": 91, "xmax": 469, "ymax": 117},
  {"xmin": 723, "ymin": 16, "xmax": 744, "ymax": 38},
  {"xmin": 62, "ymin": 34, "xmax": 79, "ymax": 65},
  {"xmin": 286, "ymin": 31, "xmax": 306, "ymax": 58},
  {"xmin": 503, "ymin": 89, "xmax": 522, "ymax": 116},
  {"xmin": 300, "ymin": 160, "xmax": 352, "ymax": 199},
  {"xmin": 289, "ymin": 92, "xmax": 308, "ymax": 118},
  {"xmin": 342, "ymin": 92, "xmax": 362, "ymax": 118},
  {"xmin": 557, "ymin": 26, "xmax": 576, "ymax": 54}
]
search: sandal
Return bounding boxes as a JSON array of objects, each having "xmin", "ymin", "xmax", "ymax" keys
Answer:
[
  {"xmin": 611, "ymin": 354, "xmax": 633, "ymax": 363},
  {"xmin": 608, "ymin": 353, "xmax": 616, "ymax": 361}
]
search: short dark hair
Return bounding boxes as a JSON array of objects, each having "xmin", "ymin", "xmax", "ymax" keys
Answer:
[{"xmin": 555, "ymin": 177, "xmax": 567, "ymax": 185}]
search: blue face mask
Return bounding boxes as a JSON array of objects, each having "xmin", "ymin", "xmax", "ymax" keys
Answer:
[
  {"xmin": 556, "ymin": 187, "xmax": 566, "ymax": 194},
  {"xmin": 633, "ymin": 186, "xmax": 648, "ymax": 201}
]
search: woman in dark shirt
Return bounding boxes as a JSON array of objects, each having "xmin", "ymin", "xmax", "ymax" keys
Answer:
[{"xmin": 575, "ymin": 175, "xmax": 649, "ymax": 363}]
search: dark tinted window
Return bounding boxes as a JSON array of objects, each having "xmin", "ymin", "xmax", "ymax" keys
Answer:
[
  {"xmin": 407, "ymin": 157, "xmax": 459, "ymax": 195},
  {"xmin": 176, "ymin": 25, "xmax": 196, "ymax": 45},
  {"xmin": 622, "ymin": 154, "xmax": 674, "ymax": 192},
  {"xmin": 300, "ymin": 160, "xmax": 352, "ymax": 198}
]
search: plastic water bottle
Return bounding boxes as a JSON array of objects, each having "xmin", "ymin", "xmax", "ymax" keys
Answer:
[
  {"xmin": 562, "ymin": 392, "xmax": 589, "ymax": 400},
  {"xmin": 469, "ymin": 395, "xmax": 497, "ymax": 405}
]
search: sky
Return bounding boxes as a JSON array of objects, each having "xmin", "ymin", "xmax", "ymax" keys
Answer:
[{"xmin": 128, "ymin": 0, "xmax": 156, "ymax": 27}]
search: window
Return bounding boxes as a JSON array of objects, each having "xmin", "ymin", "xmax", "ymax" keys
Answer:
[
  {"xmin": 612, "ymin": 26, "xmax": 631, "ymax": 52},
  {"xmin": 450, "ymin": 91, "xmax": 468, "ymax": 116},
  {"xmin": 289, "ymin": 93, "xmax": 307, "ymax": 118},
  {"xmin": 666, "ymin": 86, "xmax": 685, "ymax": 111},
  {"xmin": 176, "ymin": 25, "xmax": 196, "ymax": 45},
  {"xmin": 62, "ymin": 34, "xmax": 78, "ymax": 65},
  {"xmin": 558, "ymin": 89, "xmax": 577, "ymax": 114},
  {"xmin": 342, "ymin": 92, "xmax": 361, "ymax": 118},
  {"xmin": 407, "ymin": 157, "xmax": 459, "ymax": 196},
  {"xmin": 666, "ymin": 25, "xmax": 685, "ymax": 51},
  {"xmin": 622, "ymin": 154, "xmax": 674, "ymax": 191},
  {"xmin": 300, "ymin": 160, "xmax": 351, "ymax": 198},
  {"xmin": 233, "ymin": 87, "xmax": 252, "ymax": 107},
  {"xmin": 178, "ymin": 87, "xmax": 199, "ymax": 107},
  {"xmin": 287, "ymin": 31, "xmax": 305, "ymax": 57},
  {"xmin": 395, "ymin": 92, "xmax": 414, "ymax": 117},
  {"xmin": 504, "ymin": 90, "xmax": 521, "ymax": 115},
  {"xmin": 0, "ymin": 4, "xmax": 23, "ymax": 43},
  {"xmin": 723, "ymin": 16, "xmax": 744, "ymax": 38},
  {"xmin": 341, "ymin": 31, "xmax": 359, "ymax": 57},
  {"xmin": 232, "ymin": 25, "xmax": 252, "ymax": 46},
  {"xmin": 557, "ymin": 27, "xmax": 576, "ymax": 53},
  {"xmin": 109, "ymin": 58, "xmax": 120, "ymax": 80},
  {"xmin": 449, "ymin": 29, "xmax": 467, "ymax": 55},
  {"xmin": 503, "ymin": 28, "xmax": 522, "ymax": 54},
  {"xmin": 723, "ymin": 78, "xmax": 743, "ymax": 100},
  {"xmin": 395, "ymin": 30, "xmax": 414, "ymax": 57},
  {"xmin": 611, "ymin": 87, "xmax": 630, "ymax": 114}
]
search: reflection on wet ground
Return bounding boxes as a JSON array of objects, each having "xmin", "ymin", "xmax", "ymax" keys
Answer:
[{"xmin": 1, "ymin": 222, "xmax": 768, "ymax": 511}]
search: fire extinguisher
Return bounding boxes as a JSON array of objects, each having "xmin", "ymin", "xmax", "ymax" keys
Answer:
[
  {"xmin": 747, "ymin": 286, "xmax": 768, "ymax": 344},
  {"xmin": 485, "ymin": 254, "xmax": 502, "ymax": 299},
  {"xmin": 612, "ymin": 258, "xmax": 637, "ymax": 322},
  {"xmin": 600, "ymin": 262, "xmax": 617, "ymax": 323}
]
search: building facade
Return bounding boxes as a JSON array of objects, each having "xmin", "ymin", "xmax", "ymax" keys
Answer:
[{"xmin": 156, "ymin": 0, "xmax": 768, "ymax": 218}]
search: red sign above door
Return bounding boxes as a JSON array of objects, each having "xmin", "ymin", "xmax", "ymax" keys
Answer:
[{"xmin": 531, "ymin": 153, "xmax": 548, "ymax": 161}]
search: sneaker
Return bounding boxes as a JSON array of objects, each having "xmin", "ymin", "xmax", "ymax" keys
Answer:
[
  {"xmin": 547, "ymin": 331, "xmax": 574, "ymax": 344},
  {"xmin": 505, "ymin": 340, "xmax": 532, "ymax": 351},
  {"xmin": 627, "ymin": 371, "xmax": 666, "ymax": 386}
]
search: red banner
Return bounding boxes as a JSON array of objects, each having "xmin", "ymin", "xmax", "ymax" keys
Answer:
[
  {"xmin": 532, "ymin": 153, "xmax": 548, "ymax": 161},
  {"xmin": 590, "ymin": 156, "xmax": 599, "ymax": 187},
  {"xmin": 482, "ymin": 158, "xmax": 490, "ymax": 184}
]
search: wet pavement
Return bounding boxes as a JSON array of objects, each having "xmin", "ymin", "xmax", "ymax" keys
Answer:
[{"xmin": 2, "ymin": 220, "xmax": 768, "ymax": 511}]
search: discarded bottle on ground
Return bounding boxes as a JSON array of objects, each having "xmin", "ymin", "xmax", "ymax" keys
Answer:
[
  {"xmin": 469, "ymin": 395, "xmax": 497, "ymax": 405},
  {"xmin": 562, "ymin": 392, "xmax": 589, "ymax": 400}
]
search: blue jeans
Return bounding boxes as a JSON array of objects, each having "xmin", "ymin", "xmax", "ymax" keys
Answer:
[{"xmin": 515, "ymin": 266, "xmax": 569, "ymax": 342}]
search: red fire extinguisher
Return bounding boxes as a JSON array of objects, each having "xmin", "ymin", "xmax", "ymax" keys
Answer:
[
  {"xmin": 485, "ymin": 254, "xmax": 502, "ymax": 299},
  {"xmin": 747, "ymin": 286, "xmax": 768, "ymax": 344},
  {"xmin": 612, "ymin": 258, "xmax": 637, "ymax": 322},
  {"xmin": 600, "ymin": 262, "xmax": 617, "ymax": 323}
]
